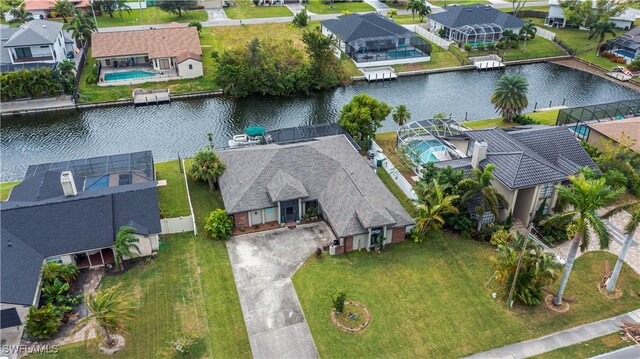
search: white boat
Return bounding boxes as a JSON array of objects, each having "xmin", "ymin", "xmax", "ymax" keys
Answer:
[{"xmin": 227, "ymin": 126, "xmax": 267, "ymax": 148}]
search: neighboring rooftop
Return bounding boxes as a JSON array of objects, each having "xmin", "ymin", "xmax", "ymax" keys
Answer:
[
  {"xmin": 91, "ymin": 27, "xmax": 202, "ymax": 60},
  {"xmin": 428, "ymin": 4, "xmax": 525, "ymax": 29},
  {"xmin": 217, "ymin": 135, "xmax": 414, "ymax": 238},
  {"xmin": 23, "ymin": 0, "xmax": 90, "ymax": 11},
  {"xmin": 4, "ymin": 19, "xmax": 63, "ymax": 47},
  {"xmin": 587, "ymin": 117, "xmax": 640, "ymax": 151},
  {"xmin": 321, "ymin": 13, "xmax": 414, "ymax": 42}
]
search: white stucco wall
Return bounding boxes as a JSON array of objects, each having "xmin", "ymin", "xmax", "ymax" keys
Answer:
[
  {"xmin": 177, "ymin": 59, "xmax": 203, "ymax": 79},
  {"xmin": 264, "ymin": 207, "xmax": 278, "ymax": 222}
]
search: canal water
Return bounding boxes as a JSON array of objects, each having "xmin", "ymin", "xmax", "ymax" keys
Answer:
[{"xmin": 2, "ymin": 63, "xmax": 638, "ymax": 181}]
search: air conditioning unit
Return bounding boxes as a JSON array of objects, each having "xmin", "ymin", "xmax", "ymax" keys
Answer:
[{"xmin": 60, "ymin": 171, "xmax": 77, "ymax": 197}]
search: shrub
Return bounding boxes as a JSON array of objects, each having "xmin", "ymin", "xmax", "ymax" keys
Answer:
[
  {"xmin": 478, "ymin": 44, "xmax": 485, "ymax": 51},
  {"xmin": 169, "ymin": 332, "xmax": 200, "ymax": 355},
  {"xmin": 512, "ymin": 115, "xmax": 537, "ymax": 125},
  {"xmin": 490, "ymin": 228, "xmax": 512, "ymax": 246},
  {"xmin": 495, "ymin": 41, "xmax": 505, "ymax": 49},
  {"xmin": 331, "ymin": 291, "xmax": 347, "ymax": 313},
  {"xmin": 204, "ymin": 209, "xmax": 234, "ymax": 240},
  {"xmin": 486, "ymin": 42, "xmax": 495, "ymax": 50},
  {"xmin": 188, "ymin": 21, "xmax": 202, "ymax": 33},
  {"xmin": 464, "ymin": 43, "xmax": 472, "ymax": 51},
  {"xmin": 292, "ymin": 8, "xmax": 310, "ymax": 27},
  {"xmin": 24, "ymin": 304, "xmax": 63, "ymax": 339},
  {"xmin": 437, "ymin": 28, "xmax": 445, "ymax": 38},
  {"xmin": 41, "ymin": 262, "xmax": 79, "ymax": 284}
]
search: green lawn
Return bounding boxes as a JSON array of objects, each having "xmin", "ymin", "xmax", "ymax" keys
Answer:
[
  {"xmin": 463, "ymin": 110, "xmax": 560, "ymax": 129},
  {"xmin": 499, "ymin": 5, "xmax": 550, "ymax": 12},
  {"xmin": 155, "ymin": 160, "xmax": 191, "ymax": 218},
  {"xmin": 461, "ymin": 36, "xmax": 566, "ymax": 62},
  {"xmin": 93, "ymin": 8, "xmax": 208, "ymax": 27},
  {"xmin": 28, "ymin": 160, "xmax": 251, "ymax": 359},
  {"xmin": 428, "ymin": 0, "xmax": 489, "ymax": 6},
  {"xmin": 304, "ymin": 0, "xmax": 375, "ymax": 14},
  {"xmin": 536, "ymin": 333, "xmax": 632, "ymax": 359},
  {"xmin": 377, "ymin": 169, "xmax": 417, "ymax": 217},
  {"xmin": 0, "ymin": 181, "xmax": 20, "ymax": 201},
  {"xmin": 392, "ymin": 14, "xmax": 423, "ymax": 25},
  {"xmin": 375, "ymin": 132, "xmax": 416, "ymax": 185},
  {"xmin": 391, "ymin": 39, "xmax": 461, "ymax": 72},
  {"xmin": 293, "ymin": 237, "xmax": 640, "ymax": 358},
  {"xmin": 224, "ymin": 0, "xmax": 293, "ymax": 19}
]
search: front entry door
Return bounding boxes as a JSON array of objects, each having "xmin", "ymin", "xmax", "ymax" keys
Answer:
[
  {"xmin": 281, "ymin": 200, "xmax": 298, "ymax": 222},
  {"xmin": 370, "ymin": 228, "xmax": 383, "ymax": 248}
]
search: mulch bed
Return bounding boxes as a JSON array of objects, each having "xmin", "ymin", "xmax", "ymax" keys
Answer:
[
  {"xmin": 98, "ymin": 333, "xmax": 126, "ymax": 355},
  {"xmin": 330, "ymin": 301, "xmax": 371, "ymax": 333},
  {"xmin": 598, "ymin": 283, "xmax": 623, "ymax": 299},
  {"xmin": 544, "ymin": 294, "xmax": 570, "ymax": 313}
]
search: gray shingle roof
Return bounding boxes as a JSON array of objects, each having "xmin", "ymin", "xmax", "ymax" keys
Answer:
[
  {"xmin": 218, "ymin": 135, "xmax": 414, "ymax": 238},
  {"xmin": 322, "ymin": 13, "xmax": 413, "ymax": 42},
  {"xmin": 427, "ymin": 4, "xmax": 525, "ymax": 29},
  {"xmin": 267, "ymin": 169, "xmax": 308, "ymax": 202},
  {"xmin": 465, "ymin": 126, "xmax": 596, "ymax": 190},
  {"xmin": 4, "ymin": 20, "xmax": 63, "ymax": 47}
]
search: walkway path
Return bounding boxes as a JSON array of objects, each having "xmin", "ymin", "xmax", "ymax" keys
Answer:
[
  {"xmin": 465, "ymin": 309, "xmax": 640, "ymax": 359},
  {"xmin": 364, "ymin": 0, "xmax": 391, "ymax": 12},
  {"xmin": 591, "ymin": 346, "xmax": 640, "ymax": 359}
]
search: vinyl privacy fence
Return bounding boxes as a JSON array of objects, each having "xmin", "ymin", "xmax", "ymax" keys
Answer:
[
  {"xmin": 160, "ymin": 216, "xmax": 195, "ymax": 234},
  {"xmin": 406, "ymin": 24, "xmax": 451, "ymax": 50},
  {"xmin": 371, "ymin": 140, "xmax": 418, "ymax": 201}
]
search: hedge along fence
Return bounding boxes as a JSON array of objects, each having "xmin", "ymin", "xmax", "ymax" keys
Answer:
[{"xmin": 507, "ymin": 10, "xmax": 549, "ymax": 19}]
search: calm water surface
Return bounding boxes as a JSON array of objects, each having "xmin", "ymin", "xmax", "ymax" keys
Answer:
[{"xmin": 2, "ymin": 63, "xmax": 638, "ymax": 181}]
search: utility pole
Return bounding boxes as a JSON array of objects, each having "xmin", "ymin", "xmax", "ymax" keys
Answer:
[
  {"xmin": 507, "ymin": 225, "xmax": 532, "ymax": 309},
  {"xmin": 90, "ymin": 0, "xmax": 99, "ymax": 32}
]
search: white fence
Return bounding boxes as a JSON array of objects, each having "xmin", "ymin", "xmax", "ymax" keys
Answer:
[
  {"xmin": 371, "ymin": 140, "xmax": 418, "ymax": 201},
  {"xmin": 161, "ymin": 216, "xmax": 195, "ymax": 234},
  {"xmin": 407, "ymin": 24, "xmax": 451, "ymax": 50},
  {"xmin": 126, "ymin": 2, "xmax": 147, "ymax": 9},
  {"xmin": 535, "ymin": 26, "xmax": 556, "ymax": 41}
]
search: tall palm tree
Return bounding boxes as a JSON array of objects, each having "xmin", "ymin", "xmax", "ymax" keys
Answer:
[
  {"xmin": 543, "ymin": 174, "xmax": 622, "ymax": 306},
  {"xmin": 602, "ymin": 201, "xmax": 640, "ymax": 294},
  {"xmin": 69, "ymin": 9, "xmax": 97, "ymax": 46},
  {"xmin": 392, "ymin": 104, "xmax": 411, "ymax": 126},
  {"xmin": 56, "ymin": 59, "xmax": 76, "ymax": 79},
  {"xmin": 387, "ymin": 8, "xmax": 398, "ymax": 19},
  {"xmin": 75, "ymin": 284, "xmax": 136, "ymax": 347},
  {"xmin": 189, "ymin": 147, "xmax": 226, "ymax": 190},
  {"xmin": 114, "ymin": 226, "xmax": 141, "ymax": 271},
  {"xmin": 459, "ymin": 164, "xmax": 508, "ymax": 231},
  {"xmin": 519, "ymin": 22, "xmax": 537, "ymax": 40},
  {"xmin": 51, "ymin": 0, "xmax": 75, "ymax": 23},
  {"xmin": 589, "ymin": 21, "xmax": 616, "ymax": 56},
  {"xmin": 490, "ymin": 74, "xmax": 528, "ymax": 122},
  {"xmin": 417, "ymin": 1, "xmax": 431, "ymax": 23},
  {"xmin": 115, "ymin": 0, "xmax": 131, "ymax": 20},
  {"xmin": 8, "ymin": 3, "xmax": 34, "ymax": 24},
  {"xmin": 407, "ymin": 0, "xmax": 420, "ymax": 22},
  {"xmin": 414, "ymin": 179, "xmax": 459, "ymax": 241}
]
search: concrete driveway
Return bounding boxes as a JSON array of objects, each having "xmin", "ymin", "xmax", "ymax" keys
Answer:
[{"xmin": 226, "ymin": 223, "xmax": 335, "ymax": 359}]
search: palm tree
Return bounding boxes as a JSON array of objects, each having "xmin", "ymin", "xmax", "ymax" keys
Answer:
[
  {"xmin": 113, "ymin": 226, "xmax": 141, "ymax": 271},
  {"xmin": 459, "ymin": 164, "xmax": 508, "ymax": 231},
  {"xmin": 543, "ymin": 174, "xmax": 622, "ymax": 306},
  {"xmin": 189, "ymin": 147, "xmax": 226, "ymax": 190},
  {"xmin": 41, "ymin": 262, "xmax": 79, "ymax": 283},
  {"xmin": 519, "ymin": 22, "xmax": 536, "ymax": 50},
  {"xmin": 115, "ymin": 0, "xmax": 131, "ymax": 20},
  {"xmin": 69, "ymin": 10, "xmax": 97, "ymax": 46},
  {"xmin": 500, "ymin": 29, "xmax": 519, "ymax": 57},
  {"xmin": 387, "ymin": 9, "xmax": 398, "ymax": 19},
  {"xmin": 8, "ymin": 3, "xmax": 34, "ymax": 24},
  {"xmin": 414, "ymin": 179, "xmax": 459, "ymax": 241},
  {"xmin": 56, "ymin": 59, "xmax": 76, "ymax": 79},
  {"xmin": 407, "ymin": 0, "xmax": 420, "ymax": 22},
  {"xmin": 589, "ymin": 21, "xmax": 616, "ymax": 56},
  {"xmin": 417, "ymin": 1, "xmax": 431, "ymax": 23},
  {"xmin": 392, "ymin": 104, "xmax": 411, "ymax": 126},
  {"xmin": 75, "ymin": 284, "xmax": 136, "ymax": 347},
  {"xmin": 51, "ymin": 0, "xmax": 75, "ymax": 23},
  {"xmin": 490, "ymin": 74, "xmax": 528, "ymax": 122},
  {"xmin": 602, "ymin": 201, "xmax": 640, "ymax": 294}
]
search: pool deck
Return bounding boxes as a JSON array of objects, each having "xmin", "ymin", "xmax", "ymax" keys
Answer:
[{"xmin": 98, "ymin": 68, "xmax": 179, "ymax": 87}]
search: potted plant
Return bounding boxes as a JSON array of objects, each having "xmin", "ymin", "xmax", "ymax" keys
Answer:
[
  {"xmin": 280, "ymin": 217, "xmax": 285, "ymax": 227},
  {"xmin": 305, "ymin": 207, "xmax": 319, "ymax": 221},
  {"xmin": 295, "ymin": 214, "xmax": 301, "ymax": 225}
]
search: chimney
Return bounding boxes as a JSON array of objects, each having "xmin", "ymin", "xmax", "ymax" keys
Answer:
[
  {"xmin": 60, "ymin": 171, "xmax": 78, "ymax": 197},
  {"xmin": 471, "ymin": 141, "xmax": 488, "ymax": 169}
]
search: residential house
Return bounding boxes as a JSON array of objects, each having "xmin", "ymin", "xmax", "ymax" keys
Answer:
[
  {"xmin": 91, "ymin": 26, "xmax": 203, "ymax": 84},
  {"xmin": 546, "ymin": 0, "xmax": 637, "ymax": 29},
  {"xmin": 0, "ymin": 151, "xmax": 161, "ymax": 335},
  {"xmin": 321, "ymin": 13, "xmax": 431, "ymax": 67},
  {"xmin": 606, "ymin": 25, "xmax": 640, "ymax": 61},
  {"xmin": 434, "ymin": 126, "xmax": 597, "ymax": 226},
  {"xmin": 586, "ymin": 116, "xmax": 640, "ymax": 152},
  {"xmin": 21, "ymin": 0, "xmax": 90, "ymax": 19},
  {"xmin": 217, "ymin": 134, "xmax": 415, "ymax": 255},
  {"xmin": 426, "ymin": 4, "xmax": 525, "ymax": 46},
  {"xmin": 0, "ymin": 20, "xmax": 75, "ymax": 73}
]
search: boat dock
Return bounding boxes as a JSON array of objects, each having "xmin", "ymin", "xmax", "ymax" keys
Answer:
[
  {"xmin": 133, "ymin": 88, "xmax": 171, "ymax": 105},
  {"xmin": 534, "ymin": 105, "xmax": 568, "ymax": 112},
  {"xmin": 469, "ymin": 54, "xmax": 505, "ymax": 70},
  {"xmin": 360, "ymin": 66, "xmax": 398, "ymax": 82}
]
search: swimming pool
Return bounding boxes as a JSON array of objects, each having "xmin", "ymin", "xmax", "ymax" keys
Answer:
[
  {"xmin": 406, "ymin": 140, "xmax": 447, "ymax": 164},
  {"xmin": 467, "ymin": 41, "xmax": 495, "ymax": 48},
  {"xmin": 104, "ymin": 70, "xmax": 157, "ymax": 81},
  {"xmin": 568, "ymin": 124, "xmax": 590, "ymax": 139},
  {"xmin": 613, "ymin": 49, "xmax": 637, "ymax": 60},
  {"xmin": 85, "ymin": 175, "xmax": 109, "ymax": 190},
  {"xmin": 386, "ymin": 49, "xmax": 424, "ymax": 59}
]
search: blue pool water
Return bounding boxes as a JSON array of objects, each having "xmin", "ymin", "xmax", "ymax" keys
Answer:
[
  {"xmin": 613, "ymin": 49, "xmax": 636, "ymax": 60},
  {"xmin": 105, "ymin": 70, "xmax": 156, "ymax": 81},
  {"xmin": 85, "ymin": 175, "xmax": 109, "ymax": 190},
  {"xmin": 386, "ymin": 49, "xmax": 424, "ymax": 59},
  {"xmin": 568, "ymin": 124, "xmax": 590, "ymax": 139},
  {"xmin": 467, "ymin": 41, "xmax": 495, "ymax": 48},
  {"xmin": 407, "ymin": 140, "xmax": 447, "ymax": 164}
]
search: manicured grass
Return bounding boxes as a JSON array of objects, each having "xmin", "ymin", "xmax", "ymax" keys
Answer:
[
  {"xmin": 499, "ymin": 5, "xmax": 550, "ymax": 12},
  {"xmin": 293, "ymin": 237, "xmax": 640, "ymax": 358},
  {"xmin": 463, "ymin": 110, "xmax": 560, "ymax": 129},
  {"xmin": 93, "ymin": 8, "xmax": 208, "ymax": 27},
  {"xmin": 460, "ymin": 36, "xmax": 566, "ymax": 62},
  {"xmin": 377, "ymin": 169, "xmax": 417, "ymax": 217},
  {"xmin": 304, "ymin": 0, "xmax": 375, "ymax": 14},
  {"xmin": 392, "ymin": 42, "xmax": 463, "ymax": 72},
  {"xmin": 29, "ymin": 160, "xmax": 251, "ymax": 359},
  {"xmin": 392, "ymin": 14, "xmax": 423, "ymax": 25},
  {"xmin": 0, "ymin": 181, "xmax": 20, "ymax": 201},
  {"xmin": 374, "ymin": 132, "xmax": 416, "ymax": 185},
  {"xmin": 536, "ymin": 333, "xmax": 632, "ymax": 359},
  {"xmin": 155, "ymin": 160, "xmax": 191, "ymax": 218},
  {"xmin": 428, "ymin": 0, "xmax": 489, "ymax": 6},
  {"xmin": 224, "ymin": 0, "xmax": 293, "ymax": 19}
]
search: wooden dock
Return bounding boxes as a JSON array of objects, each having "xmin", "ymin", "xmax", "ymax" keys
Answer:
[
  {"xmin": 360, "ymin": 66, "xmax": 398, "ymax": 82},
  {"xmin": 469, "ymin": 54, "xmax": 505, "ymax": 70},
  {"xmin": 133, "ymin": 88, "xmax": 171, "ymax": 105}
]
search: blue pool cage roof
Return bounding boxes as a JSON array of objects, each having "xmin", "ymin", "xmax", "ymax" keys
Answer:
[
  {"xmin": 556, "ymin": 99, "xmax": 640, "ymax": 126},
  {"xmin": 397, "ymin": 118, "xmax": 469, "ymax": 169}
]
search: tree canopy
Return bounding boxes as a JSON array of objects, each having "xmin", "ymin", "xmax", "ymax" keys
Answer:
[
  {"xmin": 157, "ymin": 0, "xmax": 197, "ymax": 17},
  {"xmin": 338, "ymin": 93, "xmax": 392, "ymax": 146}
]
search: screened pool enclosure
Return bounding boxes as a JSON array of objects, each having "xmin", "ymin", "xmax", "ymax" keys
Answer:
[
  {"xmin": 555, "ymin": 99, "xmax": 640, "ymax": 140},
  {"xmin": 397, "ymin": 119, "xmax": 468, "ymax": 170},
  {"xmin": 449, "ymin": 23, "xmax": 503, "ymax": 47},
  {"xmin": 345, "ymin": 35, "xmax": 431, "ymax": 64}
]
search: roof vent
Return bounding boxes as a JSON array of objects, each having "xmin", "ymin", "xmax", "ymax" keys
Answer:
[
  {"xmin": 471, "ymin": 141, "xmax": 488, "ymax": 169},
  {"xmin": 7, "ymin": 240, "xmax": 12, "ymax": 247},
  {"xmin": 43, "ymin": 25, "xmax": 46, "ymax": 28},
  {"xmin": 60, "ymin": 171, "xmax": 78, "ymax": 197}
]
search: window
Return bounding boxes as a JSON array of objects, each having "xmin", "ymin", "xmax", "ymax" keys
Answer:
[
  {"xmin": 14, "ymin": 47, "xmax": 32, "ymax": 58},
  {"xmin": 105, "ymin": 59, "xmax": 111, "ymax": 66},
  {"xmin": 188, "ymin": 64, "xmax": 193, "ymax": 70},
  {"xmin": 542, "ymin": 203, "xmax": 550, "ymax": 215},
  {"xmin": 46, "ymin": 256, "xmax": 62, "ymax": 264},
  {"xmin": 40, "ymin": 45, "xmax": 49, "ymax": 48},
  {"xmin": 539, "ymin": 183, "xmax": 554, "ymax": 199}
]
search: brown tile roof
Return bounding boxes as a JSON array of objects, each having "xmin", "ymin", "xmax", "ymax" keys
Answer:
[
  {"xmin": 587, "ymin": 117, "xmax": 640, "ymax": 151},
  {"xmin": 175, "ymin": 52, "xmax": 202, "ymax": 63},
  {"xmin": 91, "ymin": 27, "xmax": 202, "ymax": 60}
]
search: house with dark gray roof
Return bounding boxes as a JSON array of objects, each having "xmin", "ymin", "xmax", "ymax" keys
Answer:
[
  {"xmin": 321, "ymin": 13, "xmax": 431, "ymax": 67},
  {"xmin": 217, "ymin": 135, "xmax": 414, "ymax": 254},
  {"xmin": 1, "ymin": 151, "xmax": 161, "ymax": 332},
  {"xmin": 426, "ymin": 4, "xmax": 525, "ymax": 46},
  {"xmin": 434, "ymin": 125, "xmax": 596, "ymax": 226},
  {"xmin": 1, "ymin": 19, "xmax": 74, "ymax": 73}
]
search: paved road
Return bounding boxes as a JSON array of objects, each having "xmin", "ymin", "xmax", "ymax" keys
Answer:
[
  {"xmin": 465, "ymin": 309, "xmax": 640, "ymax": 359},
  {"xmin": 226, "ymin": 223, "xmax": 335, "ymax": 359},
  {"xmin": 591, "ymin": 346, "xmax": 640, "ymax": 359}
]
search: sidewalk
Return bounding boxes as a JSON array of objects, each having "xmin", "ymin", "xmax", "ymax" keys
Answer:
[{"xmin": 465, "ymin": 309, "xmax": 640, "ymax": 359}]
